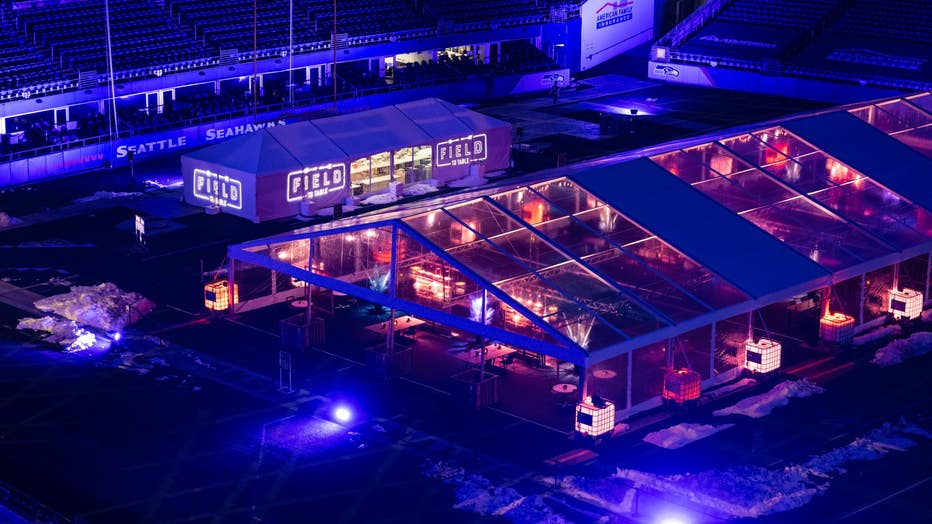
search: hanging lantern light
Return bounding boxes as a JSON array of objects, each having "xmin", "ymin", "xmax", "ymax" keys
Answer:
[
  {"xmin": 888, "ymin": 288, "xmax": 923, "ymax": 320},
  {"xmin": 819, "ymin": 312, "xmax": 854, "ymax": 344},
  {"xmin": 744, "ymin": 338, "xmax": 781, "ymax": 373},
  {"xmin": 575, "ymin": 395, "xmax": 614, "ymax": 437},
  {"xmin": 662, "ymin": 368, "xmax": 701, "ymax": 404},
  {"xmin": 205, "ymin": 279, "xmax": 238, "ymax": 311}
]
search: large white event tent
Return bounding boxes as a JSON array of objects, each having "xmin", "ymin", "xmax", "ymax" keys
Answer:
[{"xmin": 182, "ymin": 98, "xmax": 512, "ymax": 222}]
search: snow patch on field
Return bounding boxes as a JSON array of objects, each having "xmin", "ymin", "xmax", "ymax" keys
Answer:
[
  {"xmin": 403, "ymin": 182, "xmax": 439, "ymax": 196},
  {"xmin": 613, "ymin": 419, "xmax": 927, "ymax": 519},
  {"xmin": 32, "ymin": 282, "xmax": 154, "ymax": 332},
  {"xmin": 871, "ymin": 331, "xmax": 932, "ymax": 367},
  {"xmin": 73, "ymin": 191, "xmax": 143, "ymax": 203},
  {"xmin": 447, "ymin": 173, "xmax": 488, "ymax": 188},
  {"xmin": 361, "ymin": 193, "xmax": 398, "ymax": 206},
  {"xmin": 16, "ymin": 316, "xmax": 100, "ymax": 352},
  {"xmin": 853, "ymin": 324, "xmax": 902, "ymax": 346},
  {"xmin": 423, "ymin": 461, "xmax": 570, "ymax": 523},
  {"xmin": 713, "ymin": 380, "xmax": 824, "ymax": 419},
  {"xmin": 644, "ymin": 423, "xmax": 735, "ymax": 450},
  {"xmin": 705, "ymin": 378, "xmax": 758, "ymax": 400},
  {"xmin": 0, "ymin": 211, "xmax": 23, "ymax": 228}
]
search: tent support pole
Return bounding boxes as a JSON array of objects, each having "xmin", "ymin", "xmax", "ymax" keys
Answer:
[
  {"xmin": 859, "ymin": 274, "xmax": 866, "ymax": 326},
  {"xmin": 709, "ymin": 322, "xmax": 716, "ymax": 379},
  {"xmin": 626, "ymin": 351, "xmax": 633, "ymax": 410}
]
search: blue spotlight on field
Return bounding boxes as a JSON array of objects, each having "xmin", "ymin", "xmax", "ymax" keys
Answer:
[
  {"xmin": 658, "ymin": 517, "xmax": 688, "ymax": 524},
  {"xmin": 112, "ymin": 332, "xmax": 122, "ymax": 342},
  {"xmin": 333, "ymin": 406, "xmax": 352, "ymax": 424}
]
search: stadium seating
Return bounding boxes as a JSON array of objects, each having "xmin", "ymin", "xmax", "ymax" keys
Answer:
[
  {"xmin": 657, "ymin": 0, "xmax": 932, "ymax": 92},
  {"xmin": 0, "ymin": 2, "xmax": 67, "ymax": 90},
  {"xmin": 422, "ymin": 0, "xmax": 545, "ymax": 25},
  {"xmin": 16, "ymin": 0, "xmax": 210, "ymax": 74}
]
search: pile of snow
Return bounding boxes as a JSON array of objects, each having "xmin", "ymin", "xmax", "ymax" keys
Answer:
[
  {"xmin": 854, "ymin": 324, "xmax": 902, "ymax": 346},
  {"xmin": 644, "ymin": 423, "xmax": 735, "ymax": 450},
  {"xmin": 361, "ymin": 193, "xmax": 398, "ymax": 206},
  {"xmin": 33, "ymin": 282, "xmax": 154, "ymax": 332},
  {"xmin": 16, "ymin": 316, "xmax": 99, "ymax": 352},
  {"xmin": 871, "ymin": 331, "xmax": 932, "ymax": 367},
  {"xmin": 0, "ymin": 211, "xmax": 23, "ymax": 228},
  {"xmin": 423, "ymin": 461, "xmax": 570, "ymax": 523},
  {"xmin": 403, "ymin": 182, "xmax": 439, "ymax": 196},
  {"xmin": 610, "ymin": 419, "xmax": 928, "ymax": 519},
  {"xmin": 315, "ymin": 204, "xmax": 360, "ymax": 217},
  {"xmin": 705, "ymin": 378, "xmax": 758, "ymax": 400},
  {"xmin": 448, "ymin": 173, "xmax": 488, "ymax": 188},
  {"xmin": 73, "ymin": 191, "xmax": 142, "ymax": 203},
  {"xmin": 713, "ymin": 380, "xmax": 824, "ymax": 418}
]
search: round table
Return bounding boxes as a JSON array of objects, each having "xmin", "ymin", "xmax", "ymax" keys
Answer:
[
  {"xmin": 592, "ymin": 369, "xmax": 616, "ymax": 379},
  {"xmin": 552, "ymin": 383, "xmax": 578, "ymax": 394},
  {"xmin": 290, "ymin": 299, "xmax": 309, "ymax": 308}
]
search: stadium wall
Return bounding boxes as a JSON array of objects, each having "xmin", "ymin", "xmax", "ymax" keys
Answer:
[
  {"xmin": 647, "ymin": 60, "xmax": 905, "ymax": 103},
  {"xmin": 0, "ymin": 69, "xmax": 564, "ymax": 187}
]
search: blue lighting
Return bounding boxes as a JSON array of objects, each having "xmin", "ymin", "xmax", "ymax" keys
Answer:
[
  {"xmin": 658, "ymin": 517, "xmax": 688, "ymax": 524},
  {"xmin": 112, "ymin": 332, "xmax": 122, "ymax": 342},
  {"xmin": 333, "ymin": 406, "xmax": 352, "ymax": 423}
]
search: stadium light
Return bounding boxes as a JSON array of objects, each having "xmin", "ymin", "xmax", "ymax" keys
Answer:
[{"xmin": 333, "ymin": 406, "xmax": 352, "ymax": 423}]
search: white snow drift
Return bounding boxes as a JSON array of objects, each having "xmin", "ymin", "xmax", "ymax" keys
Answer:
[
  {"xmin": 16, "ymin": 316, "xmax": 99, "ymax": 352},
  {"xmin": 713, "ymin": 379, "xmax": 824, "ymax": 419},
  {"xmin": 17, "ymin": 283, "xmax": 153, "ymax": 350},
  {"xmin": 871, "ymin": 331, "xmax": 932, "ymax": 367},
  {"xmin": 644, "ymin": 423, "xmax": 735, "ymax": 450},
  {"xmin": 612, "ymin": 419, "xmax": 928, "ymax": 519},
  {"xmin": 32, "ymin": 282, "xmax": 154, "ymax": 332},
  {"xmin": 423, "ymin": 461, "xmax": 570, "ymax": 524}
]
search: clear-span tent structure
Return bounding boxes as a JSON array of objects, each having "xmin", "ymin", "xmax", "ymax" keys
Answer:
[{"xmin": 226, "ymin": 91, "xmax": 932, "ymax": 418}]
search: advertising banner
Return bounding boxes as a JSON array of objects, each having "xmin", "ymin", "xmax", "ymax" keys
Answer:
[{"xmin": 580, "ymin": 0, "xmax": 654, "ymax": 71}]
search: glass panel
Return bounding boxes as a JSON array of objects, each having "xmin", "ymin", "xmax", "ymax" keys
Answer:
[
  {"xmin": 413, "ymin": 144, "xmax": 432, "ymax": 183},
  {"xmin": 741, "ymin": 201, "xmax": 876, "ymax": 269},
  {"xmin": 907, "ymin": 93, "xmax": 932, "ymax": 114},
  {"xmin": 631, "ymin": 342, "xmax": 665, "ymax": 405},
  {"xmin": 534, "ymin": 178, "xmax": 750, "ymax": 310},
  {"xmin": 350, "ymin": 156, "xmax": 370, "ymax": 196},
  {"xmin": 587, "ymin": 249, "xmax": 710, "ymax": 322},
  {"xmin": 394, "ymin": 227, "xmax": 562, "ymax": 347},
  {"xmin": 531, "ymin": 178, "xmax": 601, "ymax": 214},
  {"xmin": 393, "ymin": 147, "xmax": 413, "ymax": 183},
  {"xmin": 369, "ymin": 151, "xmax": 392, "ymax": 193},
  {"xmin": 759, "ymin": 151, "xmax": 836, "ymax": 193},
  {"xmin": 807, "ymin": 180, "xmax": 930, "ymax": 249},
  {"xmin": 444, "ymin": 197, "xmax": 671, "ymax": 339},
  {"xmin": 891, "ymin": 127, "xmax": 932, "ymax": 158},
  {"xmin": 715, "ymin": 313, "xmax": 749, "ymax": 375},
  {"xmin": 752, "ymin": 126, "xmax": 816, "ymax": 158},
  {"xmin": 531, "ymin": 179, "xmax": 652, "ymax": 246},
  {"xmin": 651, "ymin": 143, "xmax": 755, "ymax": 182},
  {"xmin": 875, "ymin": 100, "xmax": 932, "ymax": 130},
  {"xmin": 626, "ymin": 237, "xmax": 750, "ymax": 309},
  {"xmin": 446, "ymin": 199, "xmax": 569, "ymax": 271},
  {"xmin": 310, "ymin": 226, "xmax": 394, "ymax": 292}
]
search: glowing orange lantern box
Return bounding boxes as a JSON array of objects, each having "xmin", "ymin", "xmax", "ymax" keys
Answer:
[
  {"xmin": 820, "ymin": 312, "xmax": 854, "ymax": 344},
  {"xmin": 662, "ymin": 368, "xmax": 701, "ymax": 404},
  {"xmin": 889, "ymin": 288, "xmax": 923, "ymax": 320},
  {"xmin": 744, "ymin": 338, "xmax": 781, "ymax": 373},
  {"xmin": 205, "ymin": 279, "xmax": 238, "ymax": 311},
  {"xmin": 576, "ymin": 396, "xmax": 614, "ymax": 437}
]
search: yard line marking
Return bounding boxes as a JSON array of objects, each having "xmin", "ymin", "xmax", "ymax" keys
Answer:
[
  {"xmin": 784, "ymin": 356, "xmax": 834, "ymax": 375},
  {"xmin": 807, "ymin": 361, "xmax": 856, "ymax": 382},
  {"xmin": 835, "ymin": 474, "xmax": 932, "ymax": 522}
]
